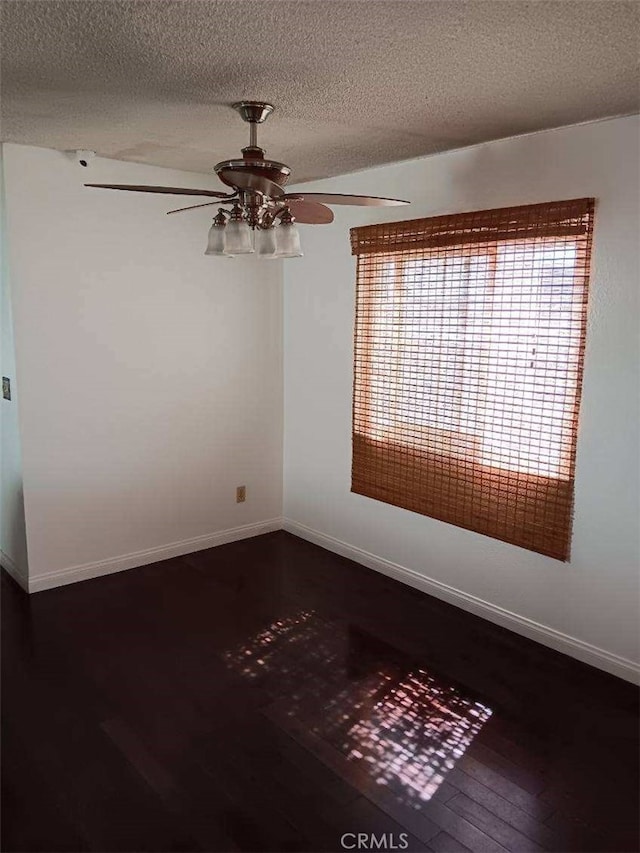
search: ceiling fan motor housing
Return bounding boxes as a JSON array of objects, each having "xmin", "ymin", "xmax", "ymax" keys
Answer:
[{"xmin": 214, "ymin": 157, "xmax": 291, "ymax": 189}]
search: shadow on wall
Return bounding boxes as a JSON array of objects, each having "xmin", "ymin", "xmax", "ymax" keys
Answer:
[
  {"xmin": 0, "ymin": 472, "xmax": 29, "ymax": 586},
  {"xmin": 447, "ymin": 133, "xmax": 571, "ymax": 212},
  {"xmin": 1, "ymin": 144, "xmax": 29, "ymax": 585}
]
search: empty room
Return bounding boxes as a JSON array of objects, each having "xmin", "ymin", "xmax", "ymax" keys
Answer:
[{"xmin": 1, "ymin": 1, "xmax": 639, "ymax": 851}]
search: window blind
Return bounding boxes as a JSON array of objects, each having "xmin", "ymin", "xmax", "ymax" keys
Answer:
[{"xmin": 350, "ymin": 198, "xmax": 594, "ymax": 560}]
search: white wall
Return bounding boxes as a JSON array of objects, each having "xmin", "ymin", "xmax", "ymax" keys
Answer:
[
  {"xmin": 2, "ymin": 143, "xmax": 283, "ymax": 588},
  {"xmin": 283, "ymin": 116, "xmax": 640, "ymax": 680},
  {"xmin": 0, "ymin": 146, "xmax": 29, "ymax": 586}
]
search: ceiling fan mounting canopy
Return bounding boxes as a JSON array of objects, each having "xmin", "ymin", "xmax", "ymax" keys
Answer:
[{"xmin": 232, "ymin": 101, "xmax": 274, "ymax": 125}]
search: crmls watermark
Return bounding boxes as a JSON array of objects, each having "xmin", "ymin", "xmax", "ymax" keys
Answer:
[{"xmin": 340, "ymin": 832, "xmax": 409, "ymax": 850}]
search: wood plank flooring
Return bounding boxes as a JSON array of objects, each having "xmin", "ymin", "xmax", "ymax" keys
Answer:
[{"xmin": 2, "ymin": 531, "xmax": 638, "ymax": 852}]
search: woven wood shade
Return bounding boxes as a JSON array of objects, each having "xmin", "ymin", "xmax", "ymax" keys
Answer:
[{"xmin": 351, "ymin": 198, "xmax": 594, "ymax": 560}]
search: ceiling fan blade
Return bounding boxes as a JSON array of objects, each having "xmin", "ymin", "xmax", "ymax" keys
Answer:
[
  {"xmin": 85, "ymin": 183, "xmax": 233, "ymax": 198},
  {"xmin": 286, "ymin": 199, "xmax": 334, "ymax": 225},
  {"xmin": 218, "ymin": 170, "xmax": 283, "ymax": 196},
  {"xmin": 166, "ymin": 200, "xmax": 236, "ymax": 215},
  {"xmin": 283, "ymin": 192, "xmax": 409, "ymax": 207}
]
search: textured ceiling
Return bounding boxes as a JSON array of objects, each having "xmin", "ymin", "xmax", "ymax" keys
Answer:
[{"xmin": 1, "ymin": 1, "xmax": 638, "ymax": 183}]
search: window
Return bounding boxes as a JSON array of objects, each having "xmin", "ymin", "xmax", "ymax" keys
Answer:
[{"xmin": 351, "ymin": 199, "xmax": 595, "ymax": 560}]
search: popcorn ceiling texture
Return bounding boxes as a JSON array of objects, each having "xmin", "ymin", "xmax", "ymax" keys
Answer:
[{"xmin": 1, "ymin": 0, "xmax": 638, "ymax": 183}]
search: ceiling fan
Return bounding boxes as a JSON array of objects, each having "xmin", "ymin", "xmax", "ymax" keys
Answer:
[{"xmin": 85, "ymin": 101, "xmax": 410, "ymax": 258}]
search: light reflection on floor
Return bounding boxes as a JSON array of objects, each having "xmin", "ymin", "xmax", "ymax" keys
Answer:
[
  {"xmin": 223, "ymin": 610, "xmax": 342, "ymax": 699},
  {"xmin": 224, "ymin": 610, "xmax": 317, "ymax": 680},
  {"xmin": 340, "ymin": 668, "xmax": 491, "ymax": 804},
  {"xmin": 224, "ymin": 610, "xmax": 492, "ymax": 807}
]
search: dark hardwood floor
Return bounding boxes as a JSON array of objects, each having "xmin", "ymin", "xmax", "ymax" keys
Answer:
[{"xmin": 2, "ymin": 531, "xmax": 638, "ymax": 853}]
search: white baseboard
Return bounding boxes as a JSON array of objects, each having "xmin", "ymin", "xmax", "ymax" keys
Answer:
[
  {"xmin": 10, "ymin": 513, "xmax": 638, "ymax": 684},
  {"xmin": 282, "ymin": 518, "xmax": 640, "ymax": 685},
  {"xmin": 0, "ymin": 549, "xmax": 29, "ymax": 592},
  {"xmin": 28, "ymin": 518, "xmax": 284, "ymax": 594}
]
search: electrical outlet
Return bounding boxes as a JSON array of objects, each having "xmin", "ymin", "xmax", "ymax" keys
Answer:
[
  {"xmin": 2, "ymin": 377, "xmax": 11, "ymax": 401},
  {"xmin": 236, "ymin": 485, "xmax": 246, "ymax": 503}
]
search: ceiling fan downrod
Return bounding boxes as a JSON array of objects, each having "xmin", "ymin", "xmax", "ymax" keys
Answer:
[{"xmin": 232, "ymin": 101, "xmax": 274, "ymax": 158}]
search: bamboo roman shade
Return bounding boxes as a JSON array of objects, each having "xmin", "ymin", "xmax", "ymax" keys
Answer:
[{"xmin": 350, "ymin": 198, "xmax": 594, "ymax": 560}]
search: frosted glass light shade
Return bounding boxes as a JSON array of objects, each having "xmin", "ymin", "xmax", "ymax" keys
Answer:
[
  {"xmin": 204, "ymin": 223, "xmax": 227, "ymax": 256},
  {"xmin": 225, "ymin": 219, "xmax": 254, "ymax": 254},
  {"xmin": 274, "ymin": 223, "xmax": 302, "ymax": 258},
  {"xmin": 255, "ymin": 227, "xmax": 277, "ymax": 258}
]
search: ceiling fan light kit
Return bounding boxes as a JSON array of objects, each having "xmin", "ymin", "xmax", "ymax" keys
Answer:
[
  {"xmin": 85, "ymin": 102, "xmax": 410, "ymax": 259},
  {"xmin": 205, "ymin": 202, "xmax": 303, "ymax": 259}
]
